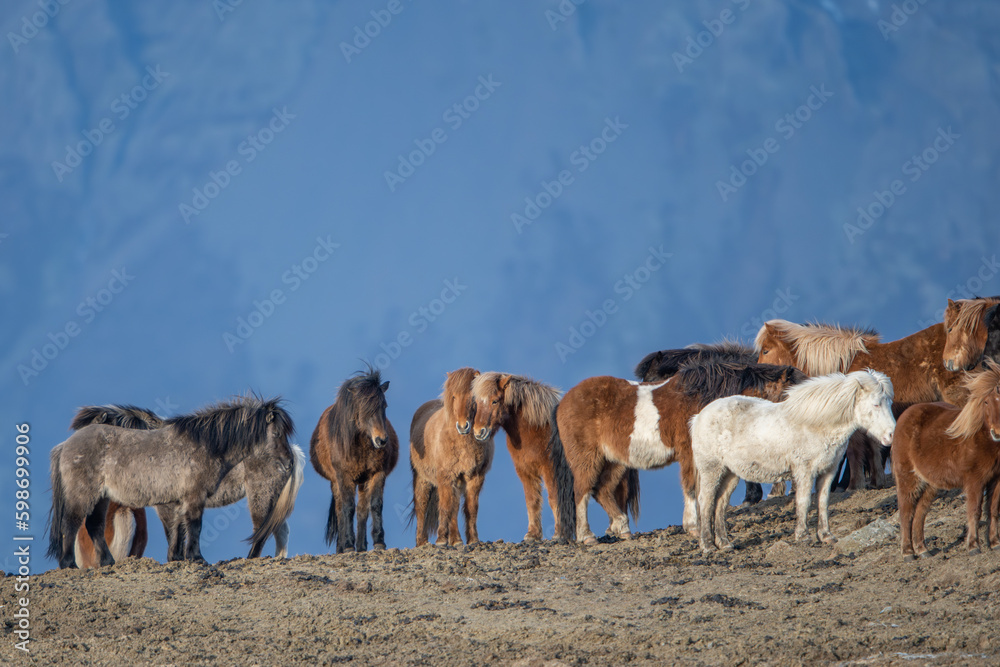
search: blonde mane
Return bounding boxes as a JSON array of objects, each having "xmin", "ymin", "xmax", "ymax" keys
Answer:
[
  {"xmin": 948, "ymin": 298, "xmax": 1000, "ymax": 336},
  {"xmin": 946, "ymin": 359, "xmax": 1000, "ymax": 440},
  {"xmin": 472, "ymin": 372, "xmax": 562, "ymax": 427},
  {"xmin": 779, "ymin": 369, "xmax": 893, "ymax": 427},
  {"xmin": 756, "ymin": 319, "xmax": 880, "ymax": 376}
]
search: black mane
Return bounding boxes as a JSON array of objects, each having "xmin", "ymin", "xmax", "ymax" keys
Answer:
[
  {"xmin": 673, "ymin": 361, "xmax": 806, "ymax": 407},
  {"xmin": 327, "ymin": 366, "xmax": 388, "ymax": 456},
  {"xmin": 635, "ymin": 341, "xmax": 756, "ymax": 382},
  {"xmin": 167, "ymin": 393, "xmax": 293, "ymax": 458},
  {"xmin": 71, "ymin": 404, "xmax": 164, "ymax": 431},
  {"xmin": 984, "ymin": 304, "xmax": 1000, "ymax": 367}
]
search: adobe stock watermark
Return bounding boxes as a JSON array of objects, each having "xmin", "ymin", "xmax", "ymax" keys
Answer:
[
  {"xmin": 179, "ymin": 106, "xmax": 296, "ymax": 223},
  {"xmin": 510, "ymin": 116, "xmax": 628, "ymax": 233},
  {"xmin": 223, "ymin": 236, "xmax": 339, "ymax": 352},
  {"xmin": 213, "ymin": 0, "xmax": 245, "ymax": 21},
  {"xmin": 555, "ymin": 245, "xmax": 671, "ymax": 362},
  {"xmin": 672, "ymin": 0, "xmax": 753, "ymax": 73},
  {"xmin": 843, "ymin": 126, "xmax": 959, "ymax": 244},
  {"xmin": 545, "ymin": 0, "xmax": 586, "ymax": 30},
  {"xmin": 917, "ymin": 256, "xmax": 1000, "ymax": 329},
  {"xmin": 7, "ymin": 0, "xmax": 72, "ymax": 54},
  {"xmin": 716, "ymin": 84, "xmax": 834, "ymax": 202},
  {"xmin": 738, "ymin": 288, "xmax": 799, "ymax": 338},
  {"xmin": 17, "ymin": 267, "xmax": 135, "ymax": 386},
  {"xmin": 384, "ymin": 75, "xmax": 501, "ymax": 192},
  {"xmin": 878, "ymin": 0, "xmax": 929, "ymax": 40},
  {"xmin": 51, "ymin": 65, "xmax": 170, "ymax": 182},
  {"xmin": 372, "ymin": 278, "xmax": 468, "ymax": 371},
  {"xmin": 340, "ymin": 0, "xmax": 413, "ymax": 63}
]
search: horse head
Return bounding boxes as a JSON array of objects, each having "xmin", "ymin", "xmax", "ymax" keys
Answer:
[
  {"xmin": 443, "ymin": 368, "xmax": 480, "ymax": 437},
  {"xmin": 755, "ymin": 321, "xmax": 798, "ymax": 368},
  {"xmin": 471, "ymin": 372, "xmax": 511, "ymax": 442},
  {"xmin": 855, "ymin": 370, "xmax": 895, "ymax": 446},
  {"xmin": 349, "ymin": 371, "xmax": 391, "ymax": 449},
  {"xmin": 942, "ymin": 299, "xmax": 994, "ymax": 371}
]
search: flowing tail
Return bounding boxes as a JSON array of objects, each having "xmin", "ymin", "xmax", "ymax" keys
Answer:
[
  {"xmin": 47, "ymin": 447, "xmax": 67, "ymax": 562},
  {"xmin": 405, "ymin": 464, "xmax": 439, "ymax": 540},
  {"xmin": 108, "ymin": 505, "xmax": 137, "ymax": 562},
  {"xmin": 249, "ymin": 443, "xmax": 306, "ymax": 553},
  {"xmin": 547, "ymin": 404, "xmax": 576, "ymax": 542}
]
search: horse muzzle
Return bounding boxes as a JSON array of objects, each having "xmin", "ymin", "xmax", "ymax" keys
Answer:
[
  {"xmin": 456, "ymin": 421, "xmax": 471, "ymax": 435},
  {"xmin": 372, "ymin": 435, "xmax": 388, "ymax": 449},
  {"xmin": 879, "ymin": 430, "xmax": 895, "ymax": 446},
  {"xmin": 991, "ymin": 429, "xmax": 1000, "ymax": 443},
  {"xmin": 474, "ymin": 427, "xmax": 491, "ymax": 442}
]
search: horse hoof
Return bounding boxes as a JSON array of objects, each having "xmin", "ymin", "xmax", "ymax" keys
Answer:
[
  {"xmin": 522, "ymin": 533, "xmax": 541, "ymax": 542},
  {"xmin": 903, "ymin": 554, "xmax": 916, "ymax": 562},
  {"xmin": 373, "ymin": 543, "xmax": 386, "ymax": 551},
  {"xmin": 618, "ymin": 531, "xmax": 633, "ymax": 541},
  {"xmin": 582, "ymin": 536, "xmax": 598, "ymax": 546},
  {"xmin": 991, "ymin": 543, "xmax": 1000, "ymax": 551},
  {"xmin": 918, "ymin": 551, "xmax": 934, "ymax": 559},
  {"xmin": 968, "ymin": 547, "xmax": 981, "ymax": 556},
  {"xmin": 719, "ymin": 543, "xmax": 734, "ymax": 552}
]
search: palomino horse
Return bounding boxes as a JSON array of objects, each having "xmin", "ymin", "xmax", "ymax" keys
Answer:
[
  {"xmin": 942, "ymin": 297, "xmax": 1000, "ymax": 371},
  {"xmin": 69, "ymin": 405, "xmax": 158, "ymax": 567},
  {"xmin": 755, "ymin": 319, "xmax": 968, "ymax": 489},
  {"xmin": 310, "ymin": 367, "xmax": 398, "ymax": 554},
  {"xmin": 409, "ymin": 368, "xmax": 495, "ymax": 546},
  {"xmin": 893, "ymin": 360, "xmax": 1000, "ymax": 559},
  {"xmin": 551, "ymin": 361, "xmax": 804, "ymax": 545},
  {"xmin": 635, "ymin": 341, "xmax": 778, "ymax": 504},
  {"xmin": 48, "ymin": 395, "xmax": 294, "ymax": 567},
  {"xmin": 73, "ymin": 404, "xmax": 305, "ymax": 561},
  {"xmin": 469, "ymin": 372, "xmax": 579, "ymax": 542},
  {"xmin": 691, "ymin": 370, "xmax": 895, "ymax": 552}
]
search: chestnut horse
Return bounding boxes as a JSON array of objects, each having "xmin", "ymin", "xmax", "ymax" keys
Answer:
[
  {"xmin": 310, "ymin": 367, "xmax": 398, "ymax": 554},
  {"xmin": 942, "ymin": 297, "xmax": 1000, "ymax": 371},
  {"xmin": 551, "ymin": 361, "xmax": 805, "ymax": 544},
  {"xmin": 756, "ymin": 319, "xmax": 969, "ymax": 489},
  {"xmin": 893, "ymin": 360, "xmax": 1000, "ymax": 559},
  {"xmin": 470, "ymin": 372, "xmax": 584, "ymax": 542},
  {"xmin": 409, "ymin": 368, "xmax": 495, "ymax": 546},
  {"xmin": 69, "ymin": 405, "xmax": 157, "ymax": 567},
  {"xmin": 635, "ymin": 341, "xmax": 778, "ymax": 504}
]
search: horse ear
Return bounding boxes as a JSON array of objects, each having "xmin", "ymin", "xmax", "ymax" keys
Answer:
[
  {"xmin": 96, "ymin": 411, "xmax": 109, "ymax": 424},
  {"xmin": 947, "ymin": 298, "xmax": 956, "ymax": 309},
  {"xmin": 499, "ymin": 374, "xmax": 513, "ymax": 390},
  {"xmin": 265, "ymin": 410, "xmax": 275, "ymax": 424},
  {"xmin": 380, "ymin": 381, "xmax": 390, "ymax": 393}
]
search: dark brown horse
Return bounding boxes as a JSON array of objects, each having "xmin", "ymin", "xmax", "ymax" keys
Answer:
[
  {"xmin": 893, "ymin": 360, "xmax": 1000, "ymax": 559},
  {"xmin": 470, "ymin": 372, "xmax": 582, "ymax": 542},
  {"xmin": 409, "ymin": 368, "xmax": 495, "ymax": 546},
  {"xmin": 310, "ymin": 367, "xmax": 398, "ymax": 554},
  {"xmin": 942, "ymin": 297, "xmax": 1000, "ymax": 371},
  {"xmin": 551, "ymin": 362, "xmax": 804, "ymax": 544}
]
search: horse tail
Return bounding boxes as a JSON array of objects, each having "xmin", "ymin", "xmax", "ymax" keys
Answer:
[
  {"xmin": 47, "ymin": 447, "xmax": 67, "ymax": 561},
  {"xmin": 249, "ymin": 443, "xmax": 306, "ymax": 552},
  {"xmin": 325, "ymin": 493, "xmax": 339, "ymax": 547},
  {"xmin": 547, "ymin": 405, "xmax": 576, "ymax": 542},
  {"xmin": 625, "ymin": 468, "xmax": 640, "ymax": 523},
  {"xmin": 108, "ymin": 506, "xmax": 136, "ymax": 562},
  {"xmin": 405, "ymin": 463, "xmax": 439, "ymax": 539}
]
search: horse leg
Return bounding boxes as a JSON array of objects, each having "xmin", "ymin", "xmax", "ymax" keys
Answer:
[
  {"xmin": 413, "ymin": 477, "xmax": 434, "ymax": 547},
  {"xmin": 742, "ymin": 482, "xmax": 762, "ymax": 505},
  {"xmin": 713, "ymin": 473, "xmax": 740, "ymax": 550},
  {"xmin": 911, "ymin": 484, "xmax": 938, "ymax": 558},
  {"xmin": 182, "ymin": 504, "xmax": 207, "ymax": 563},
  {"xmin": 987, "ymin": 477, "xmax": 1000, "ymax": 550},
  {"xmin": 463, "ymin": 473, "xmax": 486, "ymax": 545},
  {"xmin": 356, "ymin": 479, "xmax": 372, "ymax": 553},
  {"xmin": 868, "ymin": 437, "xmax": 887, "ymax": 489},
  {"xmin": 274, "ymin": 521, "xmax": 290, "ymax": 558},
  {"xmin": 964, "ymin": 481, "xmax": 985, "ymax": 554},
  {"xmin": 678, "ymin": 453, "xmax": 699, "ymax": 536},
  {"xmin": 156, "ymin": 504, "xmax": 185, "ymax": 562},
  {"xmin": 897, "ymin": 478, "xmax": 919, "ymax": 559},
  {"xmin": 449, "ymin": 479, "xmax": 465, "ymax": 547},
  {"xmin": 435, "ymin": 477, "xmax": 458, "ymax": 546},
  {"xmin": 129, "ymin": 508, "xmax": 148, "ymax": 558},
  {"xmin": 792, "ymin": 472, "xmax": 814, "ymax": 542},
  {"xmin": 517, "ymin": 465, "xmax": 544, "ymax": 542},
  {"xmin": 767, "ymin": 481, "xmax": 786, "ymax": 498},
  {"xmin": 846, "ymin": 432, "xmax": 866, "ymax": 491},
  {"xmin": 595, "ymin": 464, "xmax": 630, "ymax": 539},
  {"xmin": 368, "ymin": 473, "xmax": 388, "ymax": 550},
  {"xmin": 573, "ymin": 461, "xmax": 601, "ymax": 545},
  {"xmin": 84, "ymin": 498, "xmax": 115, "ymax": 567},
  {"xmin": 61, "ymin": 509, "xmax": 87, "ymax": 569},
  {"xmin": 336, "ymin": 478, "xmax": 357, "ymax": 554},
  {"xmin": 697, "ymin": 466, "xmax": 724, "ymax": 553},
  {"xmin": 540, "ymin": 459, "xmax": 562, "ymax": 541},
  {"xmin": 815, "ymin": 468, "xmax": 838, "ymax": 544}
]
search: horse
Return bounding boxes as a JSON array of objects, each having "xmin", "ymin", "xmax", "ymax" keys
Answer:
[
  {"xmin": 942, "ymin": 297, "xmax": 1000, "ymax": 371},
  {"xmin": 469, "ymin": 372, "xmax": 576, "ymax": 542},
  {"xmin": 755, "ymin": 319, "xmax": 968, "ymax": 490},
  {"xmin": 550, "ymin": 361, "xmax": 805, "ymax": 545},
  {"xmin": 48, "ymin": 395, "xmax": 294, "ymax": 567},
  {"xmin": 892, "ymin": 360, "xmax": 1000, "ymax": 559},
  {"xmin": 409, "ymin": 367, "xmax": 495, "ymax": 547},
  {"xmin": 691, "ymin": 369, "xmax": 896, "ymax": 553},
  {"xmin": 635, "ymin": 341, "xmax": 778, "ymax": 504},
  {"xmin": 69, "ymin": 405, "xmax": 159, "ymax": 568},
  {"xmin": 310, "ymin": 367, "xmax": 398, "ymax": 554},
  {"xmin": 72, "ymin": 404, "xmax": 305, "ymax": 561}
]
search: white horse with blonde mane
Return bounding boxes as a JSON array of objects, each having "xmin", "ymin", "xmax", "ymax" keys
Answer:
[{"xmin": 690, "ymin": 369, "xmax": 895, "ymax": 553}]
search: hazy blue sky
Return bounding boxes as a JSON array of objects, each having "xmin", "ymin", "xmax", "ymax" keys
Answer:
[{"xmin": 2, "ymin": 0, "xmax": 999, "ymax": 571}]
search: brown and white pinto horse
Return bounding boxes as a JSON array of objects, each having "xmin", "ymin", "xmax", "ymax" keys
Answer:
[
  {"xmin": 470, "ymin": 372, "xmax": 585, "ymax": 542},
  {"xmin": 756, "ymin": 319, "xmax": 970, "ymax": 489},
  {"xmin": 893, "ymin": 360, "xmax": 1000, "ymax": 559},
  {"xmin": 551, "ymin": 362, "xmax": 804, "ymax": 544},
  {"xmin": 409, "ymin": 368, "xmax": 495, "ymax": 546},
  {"xmin": 942, "ymin": 297, "xmax": 1000, "ymax": 371}
]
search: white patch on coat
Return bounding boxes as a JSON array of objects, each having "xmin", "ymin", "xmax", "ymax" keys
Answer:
[{"xmin": 627, "ymin": 381, "xmax": 672, "ymax": 469}]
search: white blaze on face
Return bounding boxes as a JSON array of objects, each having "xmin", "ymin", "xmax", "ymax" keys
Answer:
[{"xmin": 626, "ymin": 381, "xmax": 672, "ymax": 468}]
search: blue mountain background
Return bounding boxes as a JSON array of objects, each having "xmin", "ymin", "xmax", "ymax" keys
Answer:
[{"xmin": 2, "ymin": 0, "xmax": 998, "ymax": 571}]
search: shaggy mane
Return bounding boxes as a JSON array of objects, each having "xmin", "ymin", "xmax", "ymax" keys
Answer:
[
  {"xmin": 756, "ymin": 319, "xmax": 880, "ymax": 376},
  {"xmin": 947, "ymin": 298, "xmax": 1000, "ymax": 337},
  {"xmin": 634, "ymin": 340, "xmax": 755, "ymax": 382},
  {"xmin": 946, "ymin": 359, "xmax": 1000, "ymax": 440},
  {"xmin": 442, "ymin": 367, "xmax": 479, "ymax": 418},
  {"xmin": 780, "ymin": 369, "xmax": 893, "ymax": 427},
  {"xmin": 169, "ymin": 393, "xmax": 293, "ymax": 458},
  {"xmin": 327, "ymin": 366, "xmax": 389, "ymax": 455},
  {"xmin": 473, "ymin": 372, "xmax": 561, "ymax": 427},
  {"xmin": 71, "ymin": 404, "xmax": 163, "ymax": 431},
  {"xmin": 673, "ymin": 361, "xmax": 806, "ymax": 407}
]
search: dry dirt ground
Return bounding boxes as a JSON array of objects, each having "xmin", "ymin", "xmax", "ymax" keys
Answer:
[{"xmin": 4, "ymin": 487, "xmax": 1000, "ymax": 666}]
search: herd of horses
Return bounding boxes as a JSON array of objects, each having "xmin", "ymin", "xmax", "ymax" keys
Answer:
[{"xmin": 47, "ymin": 297, "xmax": 1000, "ymax": 568}]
